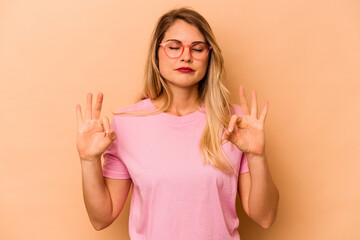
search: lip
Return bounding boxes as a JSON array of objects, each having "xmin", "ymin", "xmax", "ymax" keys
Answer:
[{"xmin": 176, "ymin": 67, "xmax": 194, "ymax": 73}]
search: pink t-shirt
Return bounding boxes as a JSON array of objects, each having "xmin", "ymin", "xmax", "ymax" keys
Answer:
[{"xmin": 102, "ymin": 98, "xmax": 249, "ymax": 240}]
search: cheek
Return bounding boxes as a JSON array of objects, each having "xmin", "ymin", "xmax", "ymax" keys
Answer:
[
  {"xmin": 158, "ymin": 58, "xmax": 168, "ymax": 76},
  {"xmin": 197, "ymin": 59, "xmax": 209, "ymax": 77},
  {"xmin": 158, "ymin": 52, "xmax": 175, "ymax": 75},
  {"xmin": 158, "ymin": 51, "xmax": 167, "ymax": 75}
]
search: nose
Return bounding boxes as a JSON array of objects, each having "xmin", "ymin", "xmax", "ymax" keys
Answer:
[{"xmin": 180, "ymin": 45, "xmax": 192, "ymax": 62}]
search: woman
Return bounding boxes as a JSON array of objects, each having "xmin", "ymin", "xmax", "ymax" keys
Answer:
[{"xmin": 76, "ymin": 7, "xmax": 279, "ymax": 239}]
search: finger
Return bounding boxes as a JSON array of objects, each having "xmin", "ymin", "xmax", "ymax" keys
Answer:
[
  {"xmin": 236, "ymin": 116, "xmax": 243, "ymax": 128},
  {"xmin": 223, "ymin": 128, "xmax": 230, "ymax": 138},
  {"xmin": 251, "ymin": 90, "xmax": 258, "ymax": 117},
  {"xmin": 92, "ymin": 92, "xmax": 103, "ymax": 120},
  {"xmin": 228, "ymin": 114, "xmax": 240, "ymax": 132},
  {"xmin": 103, "ymin": 117, "xmax": 116, "ymax": 140},
  {"xmin": 222, "ymin": 129, "xmax": 231, "ymax": 144},
  {"xmin": 85, "ymin": 93, "xmax": 93, "ymax": 120},
  {"xmin": 239, "ymin": 85, "xmax": 250, "ymax": 115},
  {"xmin": 259, "ymin": 101, "xmax": 269, "ymax": 122},
  {"xmin": 102, "ymin": 116, "xmax": 110, "ymax": 135},
  {"xmin": 76, "ymin": 104, "xmax": 83, "ymax": 126}
]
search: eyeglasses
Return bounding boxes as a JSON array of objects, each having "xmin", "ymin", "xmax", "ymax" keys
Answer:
[{"xmin": 159, "ymin": 40, "xmax": 212, "ymax": 60}]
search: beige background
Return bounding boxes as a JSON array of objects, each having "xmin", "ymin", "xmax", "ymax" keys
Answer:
[{"xmin": 1, "ymin": 0, "xmax": 359, "ymax": 239}]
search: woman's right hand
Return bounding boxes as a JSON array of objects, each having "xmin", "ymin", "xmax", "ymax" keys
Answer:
[{"xmin": 76, "ymin": 92, "xmax": 116, "ymax": 161}]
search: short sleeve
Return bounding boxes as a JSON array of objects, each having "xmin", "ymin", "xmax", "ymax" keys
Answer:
[
  {"xmin": 102, "ymin": 118, "xmax": 131, "ymax": 179},
  {"xmin": 239, "ymin": 153, "xmax": 249, "ymax": 174}
]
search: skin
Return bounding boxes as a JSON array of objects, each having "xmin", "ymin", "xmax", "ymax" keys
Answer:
[
  {"xmin": 152, "ymin": 19, "xmax": 209, "ymax": 116},
  {"xmin": 223, "ymin": 86, "xmax": 279, "ymax": 229},
  {"xmin": 76, "ymin": 19, "xmax": 279, "ymax": 231}
]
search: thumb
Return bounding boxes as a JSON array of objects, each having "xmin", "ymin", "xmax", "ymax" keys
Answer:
[
  {"xmin": 102, "ymin": 116, "xmax": 116, "ymax": 141},
  {"xmin": 107, "ymin": 129, "xmax": 116, "ymax": 141}
]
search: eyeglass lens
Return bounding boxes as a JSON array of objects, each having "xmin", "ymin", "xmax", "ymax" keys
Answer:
[{"xmin": 164, "ymin": 41, "xmax": 210, "ymax": 59}]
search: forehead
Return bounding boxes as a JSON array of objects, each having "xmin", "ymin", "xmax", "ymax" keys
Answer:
[{"xmin": 163, "ymin": 19, "xmax": 206, "ymax": 43}]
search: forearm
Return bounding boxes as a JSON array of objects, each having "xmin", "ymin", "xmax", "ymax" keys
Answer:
[
  {"xmin": 246, "ymin": 153, "xmax": 279, "ymax": 228},
  {"xmin": 81, "ymin": 157, "xmax": 113, "ymax": 230}
]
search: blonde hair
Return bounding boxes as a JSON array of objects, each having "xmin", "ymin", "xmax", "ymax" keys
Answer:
[{"xmin": 115, "ymin": 7, "xmax": 238, "ymax": 176}]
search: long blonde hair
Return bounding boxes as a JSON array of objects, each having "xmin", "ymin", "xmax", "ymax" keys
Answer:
[{"xmin": 115, "ymin": 7, "xmax": 238, "ymax": 176}]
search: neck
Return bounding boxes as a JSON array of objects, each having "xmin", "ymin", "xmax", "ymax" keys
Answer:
[{"xmin": 153, "ymin": 83, "xmax": 201, "ymax": 116}]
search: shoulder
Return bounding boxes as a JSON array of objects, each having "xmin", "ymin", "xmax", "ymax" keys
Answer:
[
  {"xmin": 113, "ymin": 98, "xmax": 154, "ymax": 116},
  {"xmin": 110, "ymin": 98, "xmax": 154, "ymax": 130}
]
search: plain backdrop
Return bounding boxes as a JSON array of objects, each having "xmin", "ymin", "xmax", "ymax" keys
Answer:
[{"xmin": 1, "ymin": 0, "xmax": 359, "ymax": 239}]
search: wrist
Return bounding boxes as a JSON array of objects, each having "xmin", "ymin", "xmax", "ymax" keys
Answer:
[
  {"xmin": 245, "ymin": 152, "xmax": 266, "ymax": 161},
  {"xmin": 79, "ymin": 154, "xmax": 102, "ymax": 162}
]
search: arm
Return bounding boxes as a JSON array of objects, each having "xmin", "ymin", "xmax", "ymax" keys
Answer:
[
  {"xmin": 238, "ymin": 154, "xmax": 279, "ymax": 229},
  {"xmin": 76, "ymin": 92, "xmax": 132, "ymax": 230},
  {"xmin": 81, "ymin": 158, "xmax": 132, "ymax": 230},
  {"xmin": 223, "ymin": 86, "xmax": 279, "ymax": 229}
]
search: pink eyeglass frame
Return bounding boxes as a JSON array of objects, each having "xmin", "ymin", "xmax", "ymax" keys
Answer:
[{"xmin": 159, "ymin": 41, "xmax": 213, "ymax": 60}]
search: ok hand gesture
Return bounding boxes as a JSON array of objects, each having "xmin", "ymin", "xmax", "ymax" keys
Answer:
[
  {"xmin": 223, "ymin": 86, "xmax": 268, "ymax": 156},
  {"xmin": 76, "ymin": 93, "xmax": 116, "ymax": 161}
]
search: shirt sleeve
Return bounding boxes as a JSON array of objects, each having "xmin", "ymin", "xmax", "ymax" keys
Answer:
[
  {"xmin": 239, "ymin": 152, "xmax": 249, "ymax": 174},
  {"xmin": 102, "ymin": 118, "xmax": 131, "ymax": 179}
]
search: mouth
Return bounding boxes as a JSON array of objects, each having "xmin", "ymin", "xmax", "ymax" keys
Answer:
[{"xmin": 176, "ymin": 67, "xmax": 194, "ymax": 73}]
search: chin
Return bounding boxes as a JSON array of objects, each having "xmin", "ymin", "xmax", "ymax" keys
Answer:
[{"xmin": 166, "ymin": 79, "xmax": 200, "ymax": 88}]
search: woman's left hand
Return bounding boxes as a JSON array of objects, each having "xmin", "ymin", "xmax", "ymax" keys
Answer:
[{"xmin": 223, "ymin": 86, "xmax": 268, "ymax": 156}]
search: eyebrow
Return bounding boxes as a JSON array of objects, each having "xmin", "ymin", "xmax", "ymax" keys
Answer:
[{"xmin": 165, "ymin": 39, "xmax": 207, "ymax": 44}]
